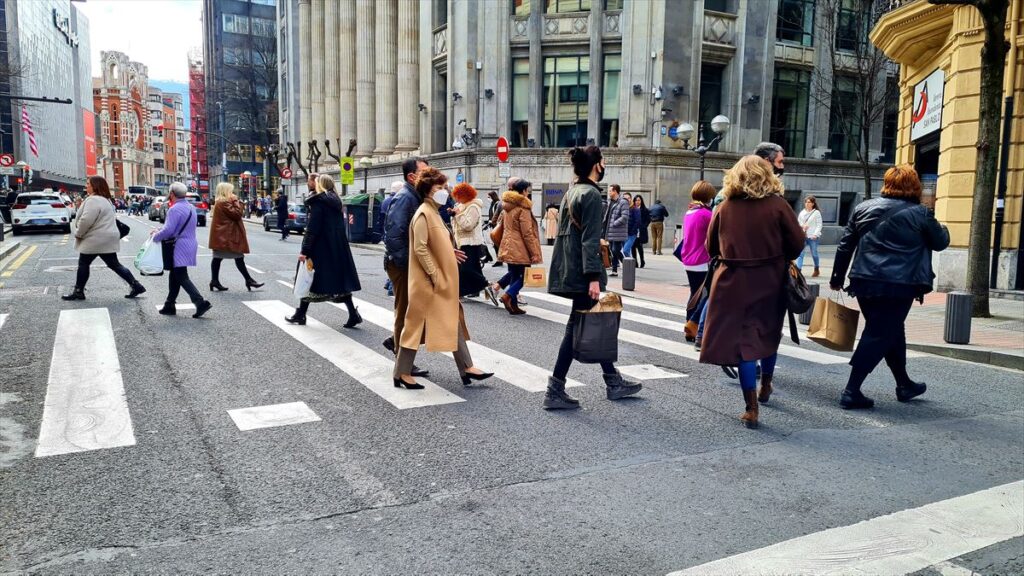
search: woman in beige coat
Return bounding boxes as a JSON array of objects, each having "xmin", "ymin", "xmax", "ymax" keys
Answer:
[
  {"xmin": 544, "ymin": 205, "xmax": 559, "ymax": 245},
  {"xmin": 62, "ymin": 176, "xmax": 146, "ymax": 301},
  {"xmin": 394, "ymin": 168, "xmax": 493, "ymax": 389}
]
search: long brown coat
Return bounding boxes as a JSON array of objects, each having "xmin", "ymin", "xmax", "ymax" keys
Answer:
[
  {"xmin": 699, "ymin": 194, "xmax": 805, "ymax": 366},
  {"xmin": 208, "ymin": 198, "xmax": 250, "ymax": 254},
  {"xmin": 401, "ymin": 200, "xmax": 470, "ymax": 352},
  {"xmin": 498, "ymin": 191, "xmax": 542, "ymax": 265}
]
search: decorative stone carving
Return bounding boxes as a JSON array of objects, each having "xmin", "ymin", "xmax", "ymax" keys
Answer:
[
  {"xmin": 543, "ymin": 15, "xmax": 588, "ymax": 38},
  {"xmin": 604, "ymin": 11, "xmax": 620, "ymax": 35},
  {"xmin": 775, "ymin": 42, "xmax": 816, "ymax": 66},
  {"xmin": 703, "ymin": 11, "xmax": 735, "ymax": 46},
  {"xmin": 433, "ymin": 26, "xmax": 447, "ymax": 58},
  {"xmin": 513, "ymin": 18, "xmax": 528, "ymax": 40}
]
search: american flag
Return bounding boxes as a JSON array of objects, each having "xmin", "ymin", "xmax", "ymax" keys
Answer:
[{"xmin": 21, "ymin": 105, "xmax": 38, "ymax": 157}]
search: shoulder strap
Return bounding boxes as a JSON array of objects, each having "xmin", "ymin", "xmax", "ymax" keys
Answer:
[
  {"xmin": 865, "ymin": 201, "xmax": 915, "ymax": 241},
  {"xmin": 173, "ymin": 207, "xmax": 192, "ymax": 238}
]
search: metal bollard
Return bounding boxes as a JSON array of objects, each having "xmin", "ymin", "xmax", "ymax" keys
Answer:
[
  {"xmin": 798, "ymin": 283, "xmax": 821, "ymax": 325},
  {"xmin": 621, "ymin": 257, "xmax": 636, "ymax": 291},
  {"xmin": 944, "ymin": 291, "xmax": 973, "ymax": 344}
]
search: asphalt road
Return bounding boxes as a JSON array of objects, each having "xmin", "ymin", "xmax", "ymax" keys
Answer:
[{"xmin": 1, "ymin": 215, "xmax": 1021, "ymax": 575}]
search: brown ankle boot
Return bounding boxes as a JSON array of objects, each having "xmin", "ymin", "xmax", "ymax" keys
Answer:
[
  {"xmin": 812, "ymin": 267, "xmax": 820, "ymax": 277},
  {"xmin": 740, "ymin": 389, "xmax": 759, "ymax": 429},
  {"xmin": 758, "ymin": 374, "xmax": 773, "ymax": 404},
  {"xmin": 684, "ymin": 320, "xmax": 697, "ymax": 342}
]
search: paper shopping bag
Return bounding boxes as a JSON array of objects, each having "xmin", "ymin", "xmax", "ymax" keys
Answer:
[
  {"xmin": 807, "ymin": 296, "xmax": 860, "ymax": 352},
  {"xmin": 572, "ymin": 292, "xmax": 622, "ymax": 363},
  {"xmin": 524, "ymin": 267, "xmax": 547, "ymax": 288}
]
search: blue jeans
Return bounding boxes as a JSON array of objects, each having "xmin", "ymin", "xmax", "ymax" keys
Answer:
[
  {"xmin": 697, "ymin": 295, "xmax": 709, "ymax": 339},
  {"xmin": 622, "ymin": 235, "xmax": 637, "ymax": 258},
  {"xmin": 497, "ymin": 264, "xmax": 526, "ymax": 300},
  {"xmin": 797, "ymin": 238, "xmax": 820, "ymax": 269},
  {"xmin": 739, "ymin": 353, "xmax": 777, "ymax": 391}
]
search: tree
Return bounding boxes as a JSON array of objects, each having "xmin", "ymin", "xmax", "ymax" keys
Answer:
[
  {"xmin": 806, "ymin": 0, "xmax": 899, "ymax": 201},
  {"xmin": 929, "ymin": 0, "xmax": 1009, "ymax": 317}
]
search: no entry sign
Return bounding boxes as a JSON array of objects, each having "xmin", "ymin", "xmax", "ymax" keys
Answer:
[
  {"xmin": 496, "ymin": 137, "xmax": 509, "ymax": 163},
  {"xmin": 280, "ymin": 167, "xmax": 293, "ymax": 179},
  {"xmin": 0, "ymin": 154, "xmax": 14, "ymax": 167}
]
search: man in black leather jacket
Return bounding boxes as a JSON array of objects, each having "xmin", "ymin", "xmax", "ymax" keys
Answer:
[{"xmin": 830, "ymin": 165, "xmax": 950, "ymax": 410}]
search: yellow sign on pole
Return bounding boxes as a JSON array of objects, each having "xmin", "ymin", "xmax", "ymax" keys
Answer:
[{"xmin": 340, "ymin": 156, "xmax": 355, "ymax": 186}]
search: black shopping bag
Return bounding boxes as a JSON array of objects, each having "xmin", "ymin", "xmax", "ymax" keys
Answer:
[{"xmin": 572, "ymin": 293, "xmax": 622, "ymax": 364}]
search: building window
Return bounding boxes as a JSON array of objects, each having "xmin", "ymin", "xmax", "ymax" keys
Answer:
[
  {"xmin": 153, "ymin": 143, "xmax": 164, "ymax": 152},
  {"xmin": 224, "ymin": 47, "xmax": 247, "ymax": 65},
  {"xmin": 251, "ymin": 17, "xmax": 274, "ymax": 38},
  {"xmin": 828, "ymin": 75, "xmax": 860, "ymax": 161},
  {"xmin": 601, "ymin": 54, "xmax": 620, "ymax": 147},
  {"xmin": 699, "ymin": 64, "xmax": 724, "ymax": 150},
  {"xmin": 777, "ymin": 0, "xmax": 814, "ymax": 47},
  {"xmin": 223, "ymin": 13, "xmax": 250, "ymax": 34},
  {"xmin": 154, "ymin": 159, "xmax": 165, "ymax": 169},
  {"xmin": 769, "ymin": 67, "xmax": 810, "ymax": 158},
  {"xmin": 543, "ymin": 56, "xmax": 589, "ymax": 148},
  {"xmin": 604, "ymin": 0, "xmax": 623, "ymax": 9},
  {"xmin": 705, "ymin": 0, "xmax": 729, "ymax": 11},
  {"xmin": 511, "ymin": 59, "xmax": 529, "ymax": 147},
  {"xmin": 513, "ymin": 0, "xmax": 531, "ymax": 16},
  {"xmin": 281, "ymin": 73, "xmax": 289, "ymax": 110},
  {"xmin": 547, "ymin": 0, "xmax": 591, "ymax": 13},
  {"xmin": 280, "ymin": 27, "xmax": 287, "ymax": 64},
  {"xmin": 434, "ymin": 0, "xmax": 448, "ymax": 27},
  {"xmin": 836, "ymin": 0, "xmax": 868, "ymax": 52},
  {"xmin": 881, "ymin": 78, "xmax": 898, "ymax": 163},
  {"xmin": 250, "ymin": 0, "xmax": 275, "ymax": 5}
]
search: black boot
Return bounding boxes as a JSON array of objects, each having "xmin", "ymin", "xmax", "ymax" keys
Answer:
[
  {"xmin": 192, "ymin": 300, "xmax": 212, "ymax": 318},
  {"xmin": 125, "ymin": 282, "xmax": 146, "ymax": 299},
  {"xmin": 61, "ymin": 287, "xmax": 86, "ymax": 301},
  {"xmin": 543, "ymin": 376, "xmax": 580, "ymax": 410},
  {"xmin": 603, "ymin": 371, "xmax": 642, "ymax": 400},
  {"xmin": 340, "ymin": 296, "xmax": 362, "ymax": 328},
  {"xmin": 158, "ymin": 303, "xmax": 176, "ymax": 316},
  {"xmin": 840, "ymin": 388, "xmax": 875, "ymax": 410},
  {"xmin": 896, "ymin": 381, "xmax": 927, "ymax": 402}
]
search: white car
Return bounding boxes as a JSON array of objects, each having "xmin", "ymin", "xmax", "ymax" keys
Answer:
[
  {"xmin": 59, "ymin": 193, "xmax": 77, "ymax": 220},
  {"xmin": 10, "ymin": 192, "xmax": 72, "ymax": 235}
]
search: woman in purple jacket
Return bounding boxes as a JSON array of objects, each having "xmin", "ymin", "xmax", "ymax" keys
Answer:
[{"xmin": 151, "ymin": 183, "xmax": 212, "ymax": 318}]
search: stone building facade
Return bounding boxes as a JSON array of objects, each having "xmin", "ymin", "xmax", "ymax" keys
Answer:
[
  {"xmin": 147, "ymin": 89, "xmax": 189, "ymax": 192},
  {"xmin": 278, "ymin": 0, "xmax": 897, "ymax": 244},
  {"xmin": 92, "ymin": 51, "xmax": 153, "ymax": 196}
]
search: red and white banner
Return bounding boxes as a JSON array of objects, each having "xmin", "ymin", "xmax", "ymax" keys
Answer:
[{"xmin": 21, "ymin": 105, "xmax": 38, "ymax": 157}]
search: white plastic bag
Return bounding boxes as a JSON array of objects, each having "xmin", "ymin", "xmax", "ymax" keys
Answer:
[
  {"xmin": 134, "ymin": 238, "xmax": 164, "ymax": 276},
  {"xmin": 293, "ymin": 259, "xmax": 315, "ymax": 299}
]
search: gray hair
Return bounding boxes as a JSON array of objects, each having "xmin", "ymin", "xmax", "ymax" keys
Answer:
[
  {"xmin": 753, "ymin": 142, "xmax": 784, "ymax": 163},
  {"xmin": 169, "ymin": 182, "xmax": 188, "ymax": 198},
  {"xmin": 389, "ymin": 181, "xmax": 404, "ymax": 195}
]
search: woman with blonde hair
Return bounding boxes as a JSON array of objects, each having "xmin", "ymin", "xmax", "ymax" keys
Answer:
[
  {"xmin": 208, "ymin": 182, "xmax": 263, "ymax": 291},
  {"xmin": 285, "ymin": 174, "xmax": 363, "ymax": 327},
  {"xmin": 700, "ymin": 155, "xmax": 805, "ymax": 429}
]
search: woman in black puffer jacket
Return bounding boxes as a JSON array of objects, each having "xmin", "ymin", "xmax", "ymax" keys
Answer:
[{"xmin": 830, "ymin": 165, "xmax": 949, "ymax": 410}]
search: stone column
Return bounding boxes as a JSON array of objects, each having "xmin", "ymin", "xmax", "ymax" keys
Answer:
[
  {"xmin": 587, "ymin": 1, "xmax": 604, "ymax": 145},
  {"xmin": 310, "ymin": 0, "xmax": 326, "ymax": 144},
  {"xmin": 339, "ymin": 0, "xmax": 357, "ymax": 144},
  {"xmin": 374, "ymin": 0, "xmax": 398, "ymax": 155},
  {"xmin": 323, "ymin": 0, "xmax": 340, "ymax": 151},
  {"xmin": 355, "ymin": 0, "xmax": 376, "ymax": 156},
  {"xmin": 527, "ymin": 0, "xmax": 543, "ymax": 146},
  {"xmin": 395, "ymin": 0, "xmax": 419, "ymax": 151},
  {"xmin": 299, "ymin": 0, "xmax": 312, "ymax": 145}
]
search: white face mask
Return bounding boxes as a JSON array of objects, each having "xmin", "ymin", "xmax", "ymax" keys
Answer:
[{"xmin": 432, "ymin": 188, "xmax": 449, "ymax": 206}]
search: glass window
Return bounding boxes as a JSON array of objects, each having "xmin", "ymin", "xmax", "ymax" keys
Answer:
[
  {"xmin": 543, "ymin": 56, "xmax": 589, "ymax": 148},
  {"xmin": 601, "ymin": 54, "xmax": 621, "ymax": 147},
  {"xmin": 250, "ymin": 0, "xmax": 275, "ymax": 5},
  {"xmin": 513, "ymin": 0, "xmax": 531, "ymax": 16},
  {"xmin": 881, "ymin": 78, "xmax": 898, "ymax": 163},
  {"xmin": 769, "ymin": 67, "xmax": 810, "ymax": 158},
  {"xmin": 777, "ymin": 0, "xmax": 814, "ymax": 46},
  {"xmin": 511, "ymin": 59, "xmax": 530, "ymax": 147},
  {"xmin": 153, "ymin": 143, "xmax": 164, "ymax": 152},
  {"xmin": 224, "ymin": 47, "xmax": 247, "ymax": 65},
  {"xmin": 154, "ymin": 159, "xmax": 165, "ymax": 169},
  {"xmin": 222, "ymin": 13, "xmax": 249, "ymax": 34},
  {"xmin": 251, "ymin": 17, "xmax": 275, "ymax": 38},
  {"xmin": 828, "ymin": 75, "xmax": 860, "ymax": 161},
  {"xmin": 604, "ymin": 0, "xmax": 623, "ymax": 9},
  {"xmin": 546, "ymin": 0, "xmax": 591, "ymax": 14},
  {"xmin": 434, "ymin": 0, "xmax": 448, "ymax": 27},
  {"xmin": 699, "ymin": 64, "xmax": 724, "ymax": 150},
  {"xmin": 705, "ymin": 0, "xmax": 729, "ymax": 11},
  {"xmin": 836, "ymin": 0, "xmax": 867, "ymax": 52}
]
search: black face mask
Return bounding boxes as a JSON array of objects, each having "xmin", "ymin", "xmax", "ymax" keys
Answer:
[
  {"xmin": 595, "ymin": 164, "xmax": 606, "ymax": 182},
  {"xmin": 774, "ymin": 166, "xmax": 785, "ymax": 177}
]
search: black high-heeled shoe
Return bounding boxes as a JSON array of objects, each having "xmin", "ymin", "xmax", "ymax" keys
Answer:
[
  {"xmin": 209, "ymin": 282, "xmax": 228, "ymax": 292},
  {"xmin": 461, "ymin": 371, "xmax": 494, "ymax": 386},
  {"xmin": 393, "ymin": 377, "xmax": 425, "ymax": 390},
  {"xmin": 343, "ymin": 308, "xmax": 363, "ymax": 328},
  {"xmin": 284, "ymin": 314, "xmax": 307, "ymax": 325},
  {"xmin": 245, "ymin": 280, "xmax": 265, "ymax": 291}
]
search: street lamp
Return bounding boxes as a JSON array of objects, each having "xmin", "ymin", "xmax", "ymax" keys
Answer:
[
  {"xmin": 358, "ymin": 157, "xmax": 372, "ymax": 195},
  {"xmin": 680, "ymin": 114, "xmax": 730, "ymax": 180}
]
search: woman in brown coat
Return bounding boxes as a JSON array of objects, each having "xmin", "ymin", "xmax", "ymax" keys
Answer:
[
  {"xmin": 700, "ymin": 156, "xmax": 805, "ymax": 429},
  {"xmin": 492, "ymin": 179, "xmax": 542, "ymax": 315},
  {"xmin": 209, "ymin": 182, "xmax": 264, "ymax": 291},
  {"xmin": 394, "ymin": 168, "xmax": 493, "ymax": 389}
]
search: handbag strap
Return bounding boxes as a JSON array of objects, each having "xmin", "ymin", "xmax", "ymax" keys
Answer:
[
  {"xmin": 170, "ymin": 207, "xmax": 192, "ymax": 239},
  {"xmin": 788, "ymin": 310, "xmax": 800, "ymax": 345}
]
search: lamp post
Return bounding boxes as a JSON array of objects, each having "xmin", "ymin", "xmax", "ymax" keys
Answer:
[
  {"xmin": 679, "ymin": 115, "xmax": 731, "ymax": 180},
  {"xmin": 241, "ymin": 170, "xmax": 252, "ymax": 217},
  {"xmin": 358, "ymin": 156, "xmax": 372, "ymax": 195}
]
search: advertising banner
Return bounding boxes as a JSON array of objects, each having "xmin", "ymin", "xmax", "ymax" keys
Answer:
[{"xmin": 83, "ymin": 109, "xmax": 97, "ymax": 177}]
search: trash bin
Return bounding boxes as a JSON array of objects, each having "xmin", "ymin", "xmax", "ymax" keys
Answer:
[
  {"xmin": 798, "ymin": 283, "xmax": 821, "ymax": 325},
  {"xmin": 944, "ymin": 291, "xmax": 973, "ymax": 344},
  {"xmin": 621, "ymin": 257, "xmax": 636, "ymax": 291},
  {"xmin": 342, "ymin": 193, "xmax": 384, "ymax": 243}
]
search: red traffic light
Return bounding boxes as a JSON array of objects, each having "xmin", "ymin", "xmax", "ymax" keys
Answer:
[{"xmin": 15, "ymin": 178, "xmax": 23, "ymax": 184}]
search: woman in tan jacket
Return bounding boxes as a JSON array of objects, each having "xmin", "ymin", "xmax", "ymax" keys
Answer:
[
  {"xmin": 394, "ymin": 168, "xmax": 493, "ymax": 390},
  {"xmin": 208, "ymin": 182, "xmax": 264, "ymax": 291},
  {"xmin": 492, "ymin": 179, "xmax": 542, "ymax": 315}
]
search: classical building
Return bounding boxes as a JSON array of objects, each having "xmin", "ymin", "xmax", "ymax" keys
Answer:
[
  {"xmin": 278, "ymin": 0, "xmax": 898, "ymax": 243},
  {"xmin": 202, "ymin": 0, "xmax": 280, "ymax": 198},
  {"xmin": 92, "ymin": 51, "xmax": 153, "ymax": 196},
  {"xmin": 1, "ymin": 0, "xmax": 92, "ymax": 193},
  {"xmin": 147, "ymin": 88, "xmax": 189, "ymax": 191},
  {"xmin": 872, "ymin": 0, "xmax": 1023, "ymax": 291}
]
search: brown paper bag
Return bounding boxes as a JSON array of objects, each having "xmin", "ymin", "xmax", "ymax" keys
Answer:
[
  {"xmin": 524, "ymin": 267, "xmax": 547, "ymax": 288},
  {"xmin": 807, "ymin": 296, "xmax": 860, "ymax": 352}
]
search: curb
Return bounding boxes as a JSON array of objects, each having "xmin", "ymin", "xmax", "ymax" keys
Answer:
[
  {"xmin": 905, "ymin": 342, "xmax": 1024, "ymax": 371},
  {"xmin": 0, "ymin": 238, "xmax": 20, "ymax": 262}
]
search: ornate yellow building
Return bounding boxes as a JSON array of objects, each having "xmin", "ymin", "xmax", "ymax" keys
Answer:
[{"xmin": 872, "ymin": 0, "xmax": 1023, "ymax": 291}]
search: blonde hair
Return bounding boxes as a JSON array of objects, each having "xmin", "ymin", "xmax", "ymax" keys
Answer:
[
  {"xmin": 722, "ymin": 155, "xmax": 784, "ymax": 200},
  {"xmin": 315, "ymin": 174, "xmax": 336, "ymax": 194},
  {"xmin": 215, "ymin": 182, "xmax": 236, "ymax": 203}
]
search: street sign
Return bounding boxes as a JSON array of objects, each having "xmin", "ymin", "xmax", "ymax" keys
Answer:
[
  {"xmin": 456, "ymin": 168, "xmax": 464, "ymax": 184},
  {"xmin": 0, "ymin": 154, "xmax": 13, "ymax": 167},
  {"xmin": 496, "ymin": 136, "xmax": 509, "ymax": 163},
  {"xmin": 498, "ymin": 162, "xmax": 511, "ymax": 179},
  {"xmin": 340, "ymin": 156, "xmax": 355, "ymax": 185},
  {"xmin": 280, "ymin": 167, "xmax": 293, "ymax": 179},
  {"xmin": 0, "ymin": 167, "xmax": 15, "ymax": 175}
]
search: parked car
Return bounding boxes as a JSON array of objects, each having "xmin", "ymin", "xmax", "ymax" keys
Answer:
[
  {"xmin": 148, "ymin": 196, "xmax": 167, "ymax": 221},
  {"xmin": 157, "ymin": 193, "xmax": 208, "ymax": 226},
  {"xmin": 10, "ymin": 192, "xmax": 72, "ymax": 234},
  {"xmin": 59, "ymin": 193, "xmax": 76, "ymax": 220},
  {"xmin": 263, "ymin": 203, "xmax": 308, "ymax": 233}
]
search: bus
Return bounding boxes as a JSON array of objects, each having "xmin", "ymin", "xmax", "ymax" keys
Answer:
[{"xmin": 127, "ymin": 185, "xmax": 160, "ymax": 197}]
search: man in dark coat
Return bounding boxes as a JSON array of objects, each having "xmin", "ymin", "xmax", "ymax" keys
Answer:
[{"xmin": 276, "ymin": 184, "xmax": 293, "ymax": 241}]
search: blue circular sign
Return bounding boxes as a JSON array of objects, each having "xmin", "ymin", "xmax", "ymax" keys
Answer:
[
  {"xmin": 456, "ymin": 172, "xmax": 464, "ymax": 183},
  {"xmin": 668, "ymin": 126, "xmax": 678, "ymax": 139}
]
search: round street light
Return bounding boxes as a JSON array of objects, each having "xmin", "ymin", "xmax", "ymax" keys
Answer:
[
  {"xmin": 710, "ymin": 114, "xmax": 731, "ymax": 135},
  {"xmin": 358, "ymin": 157, "xmax": 372, "ymax": 169},
  {"xmin": 678, "ymin": 122, "xmax": 696, "ymax": 143}
]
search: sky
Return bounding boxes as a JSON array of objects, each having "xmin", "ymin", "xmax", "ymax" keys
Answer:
[{"xmin": 76, "ymin": 0, "xmax": 203, "ymax": 85}]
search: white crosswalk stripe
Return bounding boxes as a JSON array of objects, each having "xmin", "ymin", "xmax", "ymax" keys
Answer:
[
  {"xmin": 35, "ymin": 308, "xmax": 136, "ymax": 458},
  {"xmin": 346, "ymin": 297, "xmax": 585, "ymax": 392},
  {"xmin": 245, "ymin": 300, "xmax": 465, "ymax": 409},
  {"xmin": 0, "ymin": 313, "xmax": 7, "ymax": 331}
]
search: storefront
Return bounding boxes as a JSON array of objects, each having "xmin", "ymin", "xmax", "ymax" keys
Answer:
[{"xmin": 872, "ymin": 0, "xmax": 1024, "ymax": 290}]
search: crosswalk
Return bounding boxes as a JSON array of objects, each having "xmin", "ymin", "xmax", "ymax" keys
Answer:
[{"xmin": 1, "ymin": 290, "xmax": 864, "ymax": 462}]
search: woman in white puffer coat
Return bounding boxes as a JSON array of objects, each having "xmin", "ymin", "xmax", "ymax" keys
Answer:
[{"xmin": 452, "ymin": 182, "xmax": 498, "ymax": 305}]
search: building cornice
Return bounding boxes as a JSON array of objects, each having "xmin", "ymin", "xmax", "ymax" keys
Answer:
[{"xmin": 870, "ymin": 1, "xmax": 956, "ymax": 65}]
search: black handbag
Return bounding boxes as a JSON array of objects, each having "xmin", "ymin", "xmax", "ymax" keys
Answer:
[
  {"xmin": 115, "ymin": 219, "xmax": 130, "ymax": 239},
  {"xmin": 161, "ymin": 210, "xmax": 193, "ymax": 271},
  {"xmin": 572, "ymin": 309, "xmax": 620, "ymax": 364},
  {"xmin": 785, "ymin": 262, "xmax": 815, "ymax": 314}
]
